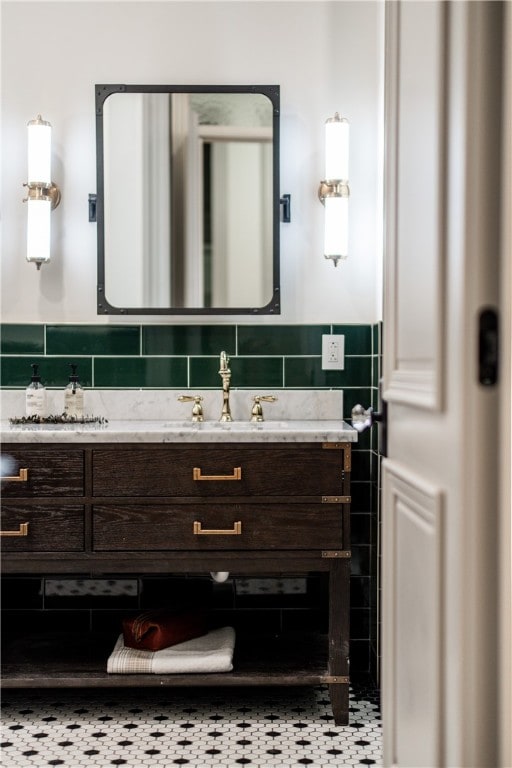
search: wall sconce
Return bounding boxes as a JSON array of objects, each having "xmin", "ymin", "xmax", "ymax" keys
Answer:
[
  {"xmin": 318, "ymin": 112, "xmax": 349, "ymax": 267},
  {"xmin": 23, "ymin": 115, "xmax": 61, "ymax": 269}
]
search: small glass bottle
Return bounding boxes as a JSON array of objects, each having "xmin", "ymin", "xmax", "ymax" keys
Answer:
[
  {"xmin": 64, "ymin": 363, "xmax": 84, "ymax": 419},
  {"xmin": 25, "ymin": 363, "xmax": 47, "ymax": 418}
]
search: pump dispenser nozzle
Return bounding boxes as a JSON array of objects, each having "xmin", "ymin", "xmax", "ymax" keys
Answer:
[{"xmin": 30, "ymin": 363, "xmax": 41, "ymax": 383}]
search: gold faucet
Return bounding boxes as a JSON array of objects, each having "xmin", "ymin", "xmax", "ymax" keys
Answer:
[
  {"xmin": 250, "ymin": 395, "xmax": 278, "ymax": 422},
  {"xmin": 177, "ymin": 395, "xmax": 204, "ymax": 422},
  {"xmin": 219, "ymin": 351, "xmax": 233, "ymax": 422}
]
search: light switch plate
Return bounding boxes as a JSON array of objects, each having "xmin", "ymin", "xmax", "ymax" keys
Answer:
[{"xmin": 322, "ymin": 334, "xmax": 345, "ymax": 370}]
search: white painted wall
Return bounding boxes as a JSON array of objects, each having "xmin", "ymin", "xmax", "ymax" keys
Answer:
[{"xmin": 0, "ymin": 0, "xmax": 383, "ymax": 324}]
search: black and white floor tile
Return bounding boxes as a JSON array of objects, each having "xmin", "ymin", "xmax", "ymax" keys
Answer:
[{"xmin": 1, "ymin": 684, "xmax": 381, "ymax": 767}]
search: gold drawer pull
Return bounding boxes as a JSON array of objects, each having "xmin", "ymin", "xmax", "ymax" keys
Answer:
[
  {"xmin": 1, "ymin": 468, "xmax": 28, "ymax": 483},
  {"xmin": 193, "ymin": 467, "xmax": 242, "ymax": 481},
  {"xmin": 193, "ymin": 521, "xmax": 242, "ymax": 536},
  {"xmin": 1, "ymin": 522, "xmax": 29, "ymax": 537}
]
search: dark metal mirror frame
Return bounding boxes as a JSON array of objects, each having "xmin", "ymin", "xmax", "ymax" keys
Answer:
[{"xmin": 95, "ymin": 83, "xmax": 281, "ymax": 315}]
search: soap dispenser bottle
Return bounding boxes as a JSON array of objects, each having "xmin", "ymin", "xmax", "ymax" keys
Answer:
[
  {"xmin": 25, "ymin": 363, "xmax": 47, "ymax": 418},
  {"xmin": 64, "ymin": 363, "xmax": 84, "ymax": 419}
]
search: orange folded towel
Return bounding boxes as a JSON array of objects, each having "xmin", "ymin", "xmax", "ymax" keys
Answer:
[{"xmin": 122, "ymin": 610, "xmax": 207, "ymax": 651}]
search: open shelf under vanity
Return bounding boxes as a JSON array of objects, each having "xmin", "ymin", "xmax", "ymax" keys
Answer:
[{"xmin": 1, "ymin": 631, "xmax": 333, "ymax": 689}]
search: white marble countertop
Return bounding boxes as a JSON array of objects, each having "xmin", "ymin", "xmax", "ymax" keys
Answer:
[{"xmin": 0, "ymin": 419, "xmax": 357, "ymax": 444}]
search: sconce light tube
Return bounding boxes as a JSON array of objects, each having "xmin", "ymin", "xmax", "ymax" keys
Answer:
[
  {"xmin": 324, "ymin": 195, "xmax": 348, "ymax": 262},
  {"xmin": 27, "ymin": 199, "xmax": 52, "ymax": 265},
  {"xmin": 24, "ymin": 115, "xmax": 60, "ymax": 269},
  {"xmin": 28, "ymin": 116, "xmax": 52, "ymax": 184},
  {"xmin": 325, "ymin": 114, "xmax": 349, "ymax": 182},
  {"xmin": 319, "ymin": 112, "xmax": 350, "ymax": 267}
]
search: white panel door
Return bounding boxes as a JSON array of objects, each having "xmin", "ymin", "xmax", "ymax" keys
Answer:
[{"xmin": 381, "ymin": 2, "xmax": 504, "ymax": 766}]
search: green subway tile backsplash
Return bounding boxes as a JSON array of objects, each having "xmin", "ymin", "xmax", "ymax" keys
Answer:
[
  {"xmin": 188, "ymin": 357, "xmax": 222, "ymax": 388},
  {"xmin": 190, "ymin": 356, "xmax": 283, "ymax": 389},
  {"xmin": 372, "ymin": 323, "xmax": 380, "ymax": 355},
  {"xmin": 333, "ymin": 324, "xmax": 372, "ymax": 356},
  {"xmin": 94, "ymin": 357, "xmax": 187, "ymax": 388},
  {"xmin": 372, "ymin": 355, "xmax": 380, "ymax": 388},
  {"xmin": 353, "ymin": 427, "xmax": 372, "ymax": 450},
  {"xmin": 46, "ymin": 325, "xmax": 140, "ymax": 356},
  {"xmin": 238, "ymin": 325, "xmax": 330, "ymax": 356},
  {"xmin": 1, "ymin": 357, "xmax": 93, "ymax": 388},
  {"xmin": 285, "ymin": 356, "xmax": 371, "ymax": 388},
  {"xmin": 143, "ymin": 325, "xmax": 236, "ymax": 356},
  {"xmin": 0, "ymin": 324, "xmax": 44, "ymax": 355},
  {"xmin": 231, "ymin": 357, "xmax": 284, "ymax": 388},
  {"xmin": 0, "ymin": 323, "xmax": 381, "ymax": 392},
  {"xmin": 351, "ymin": 451, "xmax": 372, "ymax": 482},
  {"xmin": 351, "ymin": 483, "xmax": 372, "ymax": 513}
]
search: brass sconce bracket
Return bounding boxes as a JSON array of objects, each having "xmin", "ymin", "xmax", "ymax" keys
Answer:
[
  {"xmin": 318, "ymin": 180, "xmax": 350, "ymax": 204},
  {"xmin": 23, "ymin": 182, "xmax": 61, "ymax": 209}
]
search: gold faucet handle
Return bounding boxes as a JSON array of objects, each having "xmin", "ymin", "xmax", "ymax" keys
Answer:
[
  {"xmin": 177, "ymin": 395, "xmax": 204, "ymax": 422},
  {"xmin": 250, "ymin": 395, "xmax": 278, "ymax": 422}
]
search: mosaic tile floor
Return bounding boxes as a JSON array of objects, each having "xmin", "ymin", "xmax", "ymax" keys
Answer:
[{"xmin": 1, "ymin": 684, "xmax": 381, "ymax": 767}]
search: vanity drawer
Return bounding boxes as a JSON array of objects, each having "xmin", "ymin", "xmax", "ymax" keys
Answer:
[
  {"xmin": 92, "ymin": 503, "xmax": 343, "ymax": 551},
  {"xmin": 0, "ymin": 504, "xmax": 84, "ymax": 551},
  {"xmin": 92, "ymin": 445, "xmax": 347, "ymax": 498},
  {"xmin": 0, "ymin": 448, "xmax": 85, "ymax": 497}
]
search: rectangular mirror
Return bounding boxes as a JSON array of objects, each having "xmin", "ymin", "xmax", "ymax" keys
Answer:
[{"xmin": 95, "ymin": 84, "xmax": 280, "ymax": 315}]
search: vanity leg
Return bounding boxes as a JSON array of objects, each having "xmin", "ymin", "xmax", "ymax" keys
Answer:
[
  {"xmin": 328, "ymin": 557, "xmax": 350, "ymax": 725},
  {"xmin": 329, "ymin": 681, "xmax": 349, "ymax": 726}
]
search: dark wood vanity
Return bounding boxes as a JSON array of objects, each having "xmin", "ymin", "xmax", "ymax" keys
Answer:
[{"xmin": 1, "ymin": 437, "xmax": 352, "ymax": 724}]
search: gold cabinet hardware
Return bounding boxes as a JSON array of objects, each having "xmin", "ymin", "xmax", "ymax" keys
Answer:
[
  {"xmin": 322, "ymin": 442, "xmax": 351, "ymax": 471},
  {"xmin": 1, "ymin": 522, "xmax": 29, "ymax": 537},
  {"xmin": 1, "ymin": 468, "xmax": 28, "ymax": 482},
  {"xmin": 193, "ymin": 467, "xmax": 242, "ymax": 481},
  {"xmin": 193, "ymin": 521, "xmax": 242, "ymax": 536},
  {"xmin": 324, "ymin": 675, "xmax": 350, "ymax": 684},
  {"xmin": 322, "ymin": 495, "xmax": 351, "ymax": 504},
  {"xmin": 321, "ymin": 550, "xmax": 351, "ymax": 558}
]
